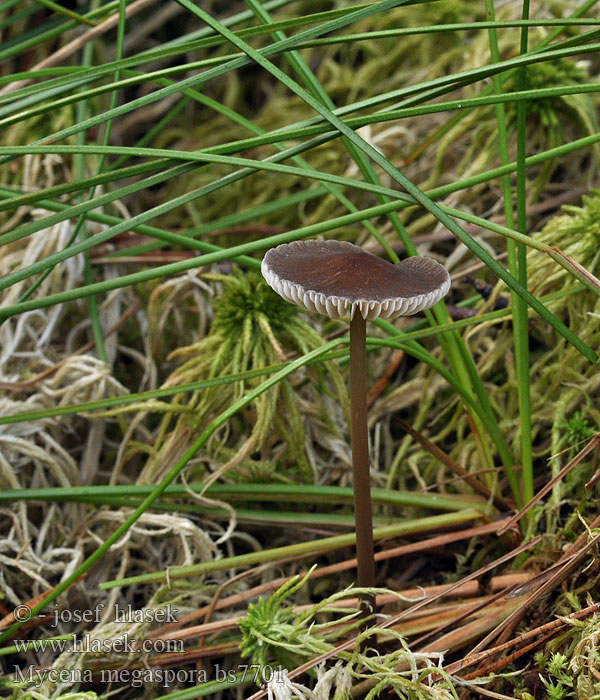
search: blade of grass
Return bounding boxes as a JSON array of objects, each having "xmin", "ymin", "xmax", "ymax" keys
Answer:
[
  {"xmin": 0, "ymin": 483, "xmax": 486, "ymax": 514},
  {"xmin": 100, "ymin": 509, "xmax": 482, "ymax": 590},
  {"xmin": 72, "ymin": 0, "xmax": 112, "ymax": 363},
  {"xmin": 485, "ymin": 0, "xmax": 530, "ymax": 505},
  {"xmin": 514, "ymin": 0, "xmax": 534, "ymax": 505},
  {"xmin": 34, "ymin": 0, "xmax": 97, "ymax": 26}
]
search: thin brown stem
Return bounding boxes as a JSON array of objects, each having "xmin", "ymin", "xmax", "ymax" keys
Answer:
[{"xmin": 349, "ymin": 312, "xmax": 376, "ymax": 619}]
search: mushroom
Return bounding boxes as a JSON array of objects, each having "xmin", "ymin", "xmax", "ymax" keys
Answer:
[{"xmin": 261, "ymin": 239, "xmax": 450, "ymax": 620}]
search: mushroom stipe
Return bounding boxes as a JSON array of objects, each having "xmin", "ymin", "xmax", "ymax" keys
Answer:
[{"xmin": 262, "ymin": 239, "xmax": 450, "ymax": 622}]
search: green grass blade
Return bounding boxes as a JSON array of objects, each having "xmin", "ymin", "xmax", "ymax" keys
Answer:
[
  {"xmin": 101, "ymin": 509, "xmax": 483, "ymax": 590},
  {"xmin": 514, "ymin": 0, "xmax": 533, "ymax": 505}
]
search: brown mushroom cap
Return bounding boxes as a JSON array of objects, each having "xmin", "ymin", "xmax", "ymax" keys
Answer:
[{"xmin": 261, "ymin": 240, "xmax": 450, "ymax": 320}]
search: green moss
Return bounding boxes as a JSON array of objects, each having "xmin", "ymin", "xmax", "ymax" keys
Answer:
[
  {"xmin": 139, "ymin": 267, "xmax": 348, "ymax": 485},
  {"xmin": 213, "ymin": 270, "xmax": 295, "ymax": 336}
]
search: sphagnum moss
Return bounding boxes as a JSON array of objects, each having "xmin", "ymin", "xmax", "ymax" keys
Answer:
[{"xmin": 138, "ymin": 268, "xmax": 348, "ymax": 485}]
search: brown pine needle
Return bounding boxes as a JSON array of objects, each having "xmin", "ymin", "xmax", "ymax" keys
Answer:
[
  {"xmin": 444, "ymin": 601, "xmax": 600, "ymax": 677},
  {"xmin": 464, "ymin": 532, "xmax": 600, "ymax": 656},
  {"xmin": 396, "ymin": 418, "xmax": 512, "ymax": 511}
]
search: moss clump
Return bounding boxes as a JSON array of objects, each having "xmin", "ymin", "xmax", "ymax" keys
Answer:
[
  {"xmin": 212, "ymin": 268, "xmax": 296, "ymax": 337},
  {"xmin": 139, "ymin": 268, "xmax": 348, "ymax": 485},
  {"xmin": 531, "ymin": 612, "xmax": 600, "ymax": 700}
]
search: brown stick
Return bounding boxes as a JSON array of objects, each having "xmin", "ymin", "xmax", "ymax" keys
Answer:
[
  {"xmin": 462, "ymin": 629, "xmax": 559, "ymax": 680},
  {"xmin": 396, "ymin": 418, "xmax": 512, "ymax": 511}
]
